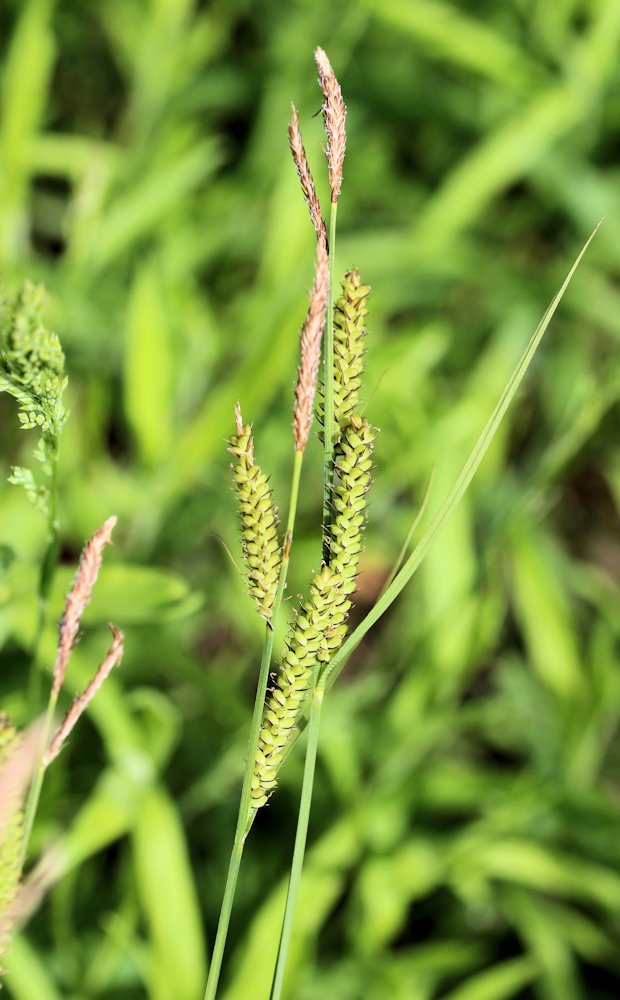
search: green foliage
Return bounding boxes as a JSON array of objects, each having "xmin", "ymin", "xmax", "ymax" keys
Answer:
[
  {"xmin": 0, "ymin": 281, "xmax": 66, "ymax": 513},
  {"xmin": 0, "ymin": 0, "xmax": 619, "ymax": 998}
]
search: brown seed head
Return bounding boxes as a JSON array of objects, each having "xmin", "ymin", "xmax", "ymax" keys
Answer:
[
  {"xmin": 289, "ymin": 104, "xmax": 325, "ymax": 242},
  {"xmin": 314, "ymin": 47, "xmax": 347, "ymax": 203},
  {"xmin": 293, "ymin": 232, "xmax": 329, "ymax": 453},
  {"xmin": 44, "ymin": 625, "xmax": 124, "ymax": 767},
  {"xmin": 51, "ymin": 516, "xmax": 117, "ymax": 699}
]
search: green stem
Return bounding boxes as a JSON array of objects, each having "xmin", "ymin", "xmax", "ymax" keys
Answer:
[
  {"xmin": 21, "ymin": 455, "xmax": 61, "ymax": 867},
  {"xmin": 322, "ymin": 202, "xmax": 338, "ymax": 563},
  {"xmin": 20, "ymin": 690, "xmax": 57, "ymax": 870},
  {"xmin": 204, "ymin": 450, "xmax": 304, "ymax": 1000},
  {"xmin": 27, "ymin": 453, "xmax": 60, "ymax": 712},
  {"xmin": 270, "ymin": 673, "xmax": 325, "ymax": 1000}
]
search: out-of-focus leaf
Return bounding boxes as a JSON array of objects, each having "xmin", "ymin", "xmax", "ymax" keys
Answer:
[
  {"xmin": 124, "ymin": 259, "xmax": 174, "ymax": 467},
  {"xmin": 4, "ymin": 933, "xmax": 63, "ymax": 1000},
  {"xmin": 51, "ymin": 563, "xmax": 204, "ymax": 625},
  {"xmin": 439, "ymin": 956, "xmax": 537, "ymax": 1000},
  {"xmin": 510, "ymin": 525, "xmax": 582, "ymax": 698},
  {"xmin": 132, "ymin": 785, "xmax": 206, "ymax": 1000}
]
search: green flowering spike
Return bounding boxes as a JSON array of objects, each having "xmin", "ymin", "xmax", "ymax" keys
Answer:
[
  {"xmin": 318, "ymin": 269, "xmax": 370, "ymax": 442},
  {"xmin": 250, "ymin": 564, "xmax": 350, "ymax": 807},
  {"xmin": 329, "ymin": 414, "xmax": 376, "ymax": 582},
  {"xmin": 228, "ymin": 406, "xmax": 282, "ymax": 621},
  {"xmin": 0, "ymin": 717, "xmax": 25, "ymax": 971},
  {"xmin": 0, "ymin": 281, "xmax": 67, "ymax": 512}
]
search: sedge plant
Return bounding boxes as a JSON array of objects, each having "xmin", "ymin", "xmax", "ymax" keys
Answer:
[{"xmin": 204, "ymin": 46, "xmax": 599, "ymax": 1000}]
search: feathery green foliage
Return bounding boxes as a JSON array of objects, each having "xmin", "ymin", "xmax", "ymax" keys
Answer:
[{"xmin": 0, "ymin": 282, "xmax": 66, "ymax": 514}]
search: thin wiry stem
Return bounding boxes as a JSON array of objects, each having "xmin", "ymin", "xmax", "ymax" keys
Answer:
[
  {"xmin": 269, "ymin": 673, "xmax": 325, "ymax": 1000},
  {"xmin": 44, "ymin": 626, "xmax": 124, "ymax": 766},
  {"xmin": 204, "ymin": 450, "xmax": 304, "ymax": 1000},
  {"xmin": 26, "ymin": 455, "xmax": 60, "ymax": 711},
  {"xmin": 20, "ymin": 517, "xmax": 118, "ymax": 869},
  {"xmin": 321, "ymin": 202, "xmax": 338, "ymax": 562}
]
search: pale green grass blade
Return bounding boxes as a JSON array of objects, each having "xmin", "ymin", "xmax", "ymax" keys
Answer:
[
  {"xmin": 381, "ymin": 464, "xmax": 435, "ymax": 595},
  {"xmin": 323, "ymin": 223, "xmax": 601, "ymax": 691},
  {"xmin": 506, "ymin": 890, "xmax": 582, "ymax": 1000},
  {"xmin": 481, "ymin": 839, "xmax": 620, "ymax": 911},
  {"xmin": 361, "ymin": 0, "xmax": 536, "ymax": 90},
  {"xmin": 132, "ymin": 785, "xmax": 206, "ymax": 1000},
  {"xmin": 4, "ymin": 933, "xmax": 63, "ymax": 1000},
  {"xmin": 78, "ymin": 140, "xmax": 223, "ymax": 270},
  {"xmin": 124, "ymin": 259, "xmax": 174, "ymax": 467},
  {"xmin": 412, "ymin": 86, "xmax": 583, "ymax": 251},
  {"xmin": 510, "ymin": 524, "xmax": 582, "ymax": 698},
  {"xmin": 439, "ymin": 956, "xmax": 537, "ymax": 1000},
  {"xmin": 0, "ymin": 0, "xmax": 55, "ymax": 263}
]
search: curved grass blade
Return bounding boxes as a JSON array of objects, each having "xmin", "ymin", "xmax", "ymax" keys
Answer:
[{"xmin": 322, "ymin": 221, "xmax": 601, "ymax": 692}]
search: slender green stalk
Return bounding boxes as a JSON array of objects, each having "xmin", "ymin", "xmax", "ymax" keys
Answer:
[
  {"xmin": 19, "ymin": 691, "xmax": 57, "ymax": 869},
  {"xmin": 270, "ymin": 673, "xmax": 325, "ymax": 1000},
  {"xmin": 27, "ymin": 462, "xmax": 60, "ymax": 711},
  {"xmin": 204, "ymin": 450, "xmax": 303, "ymax": 1000},
  {"xmin": 380, "ymin": 464, "xmax": 435, "ymax": 597},
  {"xmin": 21, "ymin": 458, "xmax": 61, "ymax": 860},
  {"xmin": 321, "ymin": 202, "xmax": 338, "ymax": 561}
]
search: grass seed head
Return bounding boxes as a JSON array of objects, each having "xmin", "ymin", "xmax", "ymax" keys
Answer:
[
  {"xmin": 293, "ymin": 234, "xmax": 330, "ymax": 453},
  {"xmin": 318, "ymin": 269, "xmax": 370, "ymax": 444},
  {"xmin": 52, "ymin": 516, "xmax": 117, "ymax": 698},
  {"xmin": 250, "ymin": 564, "xmax": 351, "ymax": 807},
  {"xmin": 45, "ymin": 626, "xmax": 124, "ymax": 767},
  {"xmin": 314, "ymin": 47, "xmax": 346, "ymax": 203},
  {"xmin": 289, "ymin": 104, "xmax": 325, "ymax": 243},
  {"xmin": 229, "ymin": 409, "xmax": 282, "ymax": 620}
]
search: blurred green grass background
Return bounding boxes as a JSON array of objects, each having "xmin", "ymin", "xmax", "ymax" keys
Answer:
[{"xmin": 1, "ymin": 0, "xmax": 620, "ymax": 997}]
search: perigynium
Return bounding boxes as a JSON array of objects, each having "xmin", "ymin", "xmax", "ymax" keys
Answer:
[{"xmin": 228, "ymin": 405, "xmax": 282, "ymax": 622}]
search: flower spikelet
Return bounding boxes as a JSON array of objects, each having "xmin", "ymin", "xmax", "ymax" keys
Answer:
[
  {"xmin": 293, "ymin": 234, "xmax": 329, "ymax": 453},
  {"xmin": 45, "ymin": 626, "xmax": 124, "ymax": 766},
  {"xmin": 0, "ymin": 281, "xmax": 67, "ymax": 513},
  {"xmin": 0, "ymin": 718, "xmax": 26, "ymax": 972},
  {"xmin": 314, "ymin": 47, "xmax": 346, "ymax": 203},
  {"xmin": 229, "ymin": 405, "xmax": 282, "ymax": 620},
  {"xmin": 250, "ymin": 565, "xmax": 350, "ymax": 808},
  {"xmin": 289, "ymin": 104, "xmax": 325, "ymax": 243},
  {"xmin": 318, "ymin": 269, "xmax": 370, "ymax": 443},
  {"xmin": 52, "ymin": 516, "xmax": 117, "ymax": 698}
]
